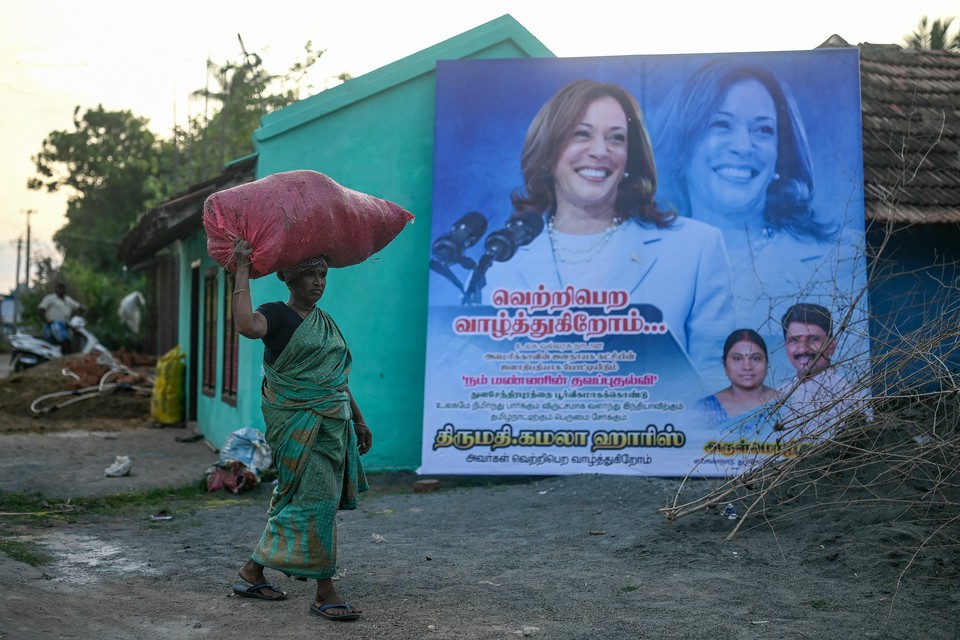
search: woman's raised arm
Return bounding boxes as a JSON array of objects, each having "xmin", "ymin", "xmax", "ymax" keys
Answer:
[{"xmin": 231, "ymin": 238, "xmax": 269, "ymax": 339}]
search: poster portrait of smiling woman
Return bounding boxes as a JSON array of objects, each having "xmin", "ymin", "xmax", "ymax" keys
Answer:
[
  {"xmin": 651, "ymin": 55, "xmax": 868, "ymax": 388},
  {"xmin": 421, "ymin": 50, "xmax": 867, "ymax": 477}
]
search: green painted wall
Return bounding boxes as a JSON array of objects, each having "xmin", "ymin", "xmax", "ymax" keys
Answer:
[
  {"xmin": 177, "ymin": 235, "xmax": 267, "ymax": 446},
  {"xmin": 186, "ymin": 15, "xmax": 552, "ymax": 470}
]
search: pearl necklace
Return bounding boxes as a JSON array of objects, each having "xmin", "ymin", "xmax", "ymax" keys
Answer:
[
  {"xmin": 548, "ymin": 215, "xmax": 623, "ymax": 264},
  {"xmin": 749, "ymin": 226, "xmax": 774, "ymax": 256}
]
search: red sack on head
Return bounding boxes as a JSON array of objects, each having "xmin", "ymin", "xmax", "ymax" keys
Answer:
[{"xmin": 203, "ymin": 170, "xmax": 414, "ymax": 278}]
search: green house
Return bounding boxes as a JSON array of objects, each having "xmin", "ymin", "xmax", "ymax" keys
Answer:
[{"xmin": 119, "ymin": 15, "xmax": 552, "ymax": 471}]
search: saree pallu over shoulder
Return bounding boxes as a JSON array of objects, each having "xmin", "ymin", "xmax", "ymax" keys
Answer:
[
  {"xmin": 253, "ymin": 307, "xmax": 367, "ymax": 578},
  {"xmin": 263, "ymin": 307, "xmax": 351, "ymax": 421}
]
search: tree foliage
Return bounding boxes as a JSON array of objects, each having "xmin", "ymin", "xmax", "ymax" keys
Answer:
[
  {"xmin": 24, "ymin": 39, "xmax": 344, "ymax": 350},
  {"xmin": 903, "ymin": 15, "xmax": 960, "ymax": 50},
  {"xmin": 29, "ymin": 40, "xmax": 337, "ymax": 271},
  {"xmin": 28, "ymin": 106, "xmax": 164, "ymax": 273},
  {"xmin": 170, "ymin": 39, "xmax": 332, "ymax": 192}
]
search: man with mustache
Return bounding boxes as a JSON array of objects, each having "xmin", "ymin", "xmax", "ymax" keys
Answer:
[{"xmin": 774, "ymin": 302, "xmax": 870, "ymax": 439}]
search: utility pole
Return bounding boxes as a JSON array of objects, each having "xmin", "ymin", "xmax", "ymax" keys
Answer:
[
  {"xmin": 23, "ymin": 209, "xmax": 34, "ymax": 292},
  {"xmin": 13, "ymin": 236, "xmax": 22, "ymax": 323}
]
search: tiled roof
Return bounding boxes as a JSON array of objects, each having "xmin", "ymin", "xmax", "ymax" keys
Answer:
[
  {"xmin": 118, "ymin": 156, "xmax": 256, "ymax": 267},
  {"xmin": 856, "ymin": 41, "xmax": 960, "ymax": 223}
]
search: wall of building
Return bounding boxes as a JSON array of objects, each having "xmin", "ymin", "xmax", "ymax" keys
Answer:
[
  {"xmin": 178, "ymin": 234, "xmax": 267, "ymax": 446},
  {"xmin": 867, "ymin": 222, "xmax": 960, "ymax": 392}
]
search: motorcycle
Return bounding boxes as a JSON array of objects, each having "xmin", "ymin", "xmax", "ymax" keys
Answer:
[{"xmin": 8, "ymin": 315, "xmax": 116, "ymax": 372}]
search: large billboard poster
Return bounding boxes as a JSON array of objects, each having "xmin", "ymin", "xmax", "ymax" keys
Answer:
[{"xmin": 421, "ymin": 50, "xmax": 867, "ymax": 477}]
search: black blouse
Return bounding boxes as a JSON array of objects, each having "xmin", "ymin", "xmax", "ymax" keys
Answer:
[{"xmin": 256, "ymin": 301, "xmax": 307, "ymax": 365}]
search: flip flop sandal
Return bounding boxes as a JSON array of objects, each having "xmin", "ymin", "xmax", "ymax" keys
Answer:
[
  {"xmin": 310, "ymin": 602, "xmax": 361, "ymax": 621},
  {"xmin": 232, "ymin": 581, "xmax": 287, "ymax": 600}
]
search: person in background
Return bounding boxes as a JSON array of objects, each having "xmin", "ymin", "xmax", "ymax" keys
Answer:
[
  {"xmin": 38, "ymin": 282, "xmax": 85, "ymax": 353},
  {"xmin": 483, "ymin": 78, "xmax": 735, "ymax": 387},
  {"xmin": 228, "ymin": 237, "xmax": 372, "ymax": 623},
  {"xmin": 775, "ymin": 302, "xmax": 870, "ymax": 439},
  {"xmin": 699, "ymin": 328, "xmax": 778, "ymax": 440}
]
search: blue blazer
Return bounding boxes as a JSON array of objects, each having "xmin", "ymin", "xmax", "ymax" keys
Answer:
[{"xmin": 483, "ymin": 216, "xmax": 736, "ymax": 387}]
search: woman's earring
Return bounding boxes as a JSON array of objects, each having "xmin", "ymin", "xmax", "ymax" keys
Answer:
[
  {"xmin": 772, "ymin": 173, "xmax": 781, "ymax": 181},
  {"xmin": 623, "ymin": 172, "xmax": 630, "ymax": 179}
]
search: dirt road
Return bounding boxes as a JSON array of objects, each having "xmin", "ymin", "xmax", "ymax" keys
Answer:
[
  {"xmin": 0, "ymin": 360, "xmax": 957, "ymax": 639},
  {"xmin": 1, "ymin": 449, "xmax": 957, "ymax": 639}
]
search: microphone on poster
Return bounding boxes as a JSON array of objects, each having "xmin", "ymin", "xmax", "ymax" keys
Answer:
[
  {"xmin": 462, "ymin": 211, "xmax": 545, "ymax": 304},
  {"xmin": 481, "ymin": 211, "xmax": 544, "ymax": 263},
  {"xmin": 429, "ymin": 211, "xmax": 489, "ymax": 292}
]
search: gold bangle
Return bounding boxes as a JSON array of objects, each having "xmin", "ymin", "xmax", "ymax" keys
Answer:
[{"xmin": 232, "ymin": 288, "xmax": 249, "ymax": 295}]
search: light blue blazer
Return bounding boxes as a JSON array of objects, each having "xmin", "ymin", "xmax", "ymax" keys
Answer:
[{"xmin": 483, "ymin": 216, "xmax": 736, "ymax": 387}]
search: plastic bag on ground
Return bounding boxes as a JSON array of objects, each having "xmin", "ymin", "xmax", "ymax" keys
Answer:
[
  {"xmin": 219, "ymin": 426, "xmax": 272, "ymax": 477},
  {"xmin": 104, "ymin": 455, "xmax": 132, "ymax": 477}
]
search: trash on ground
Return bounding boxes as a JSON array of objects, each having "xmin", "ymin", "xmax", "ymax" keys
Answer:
[
  {"xmin": 104, "ymin": 455, "xmax": 132, "ymax": 477},
  {"xmin": 513, "ymin": 626, "xmax": 540, "ymax": 636},
  {"xmin": 413, "ymin": 479, "xmax": 440, "ymax": 493},
  {"xmin": 205, "ymin": 427, "xmax": 274, "ymax": 493},
  {"xmin": 205, "ymin": 460, "xmax": 259, "ymax": 493},
  {"xmin": 372, "ymin": 533, "xmax": 386, "ymax": 544},
  {"xmin": 219, "ymin": 427, "xmax": 272, "ymax": 476}
]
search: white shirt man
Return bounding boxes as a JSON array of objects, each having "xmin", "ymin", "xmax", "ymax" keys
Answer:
[
  {"xmin": 775, "ymin": 303, "xmax": 870, "ymax": 440},
  {"xmin": 38, "ymin": 286, "xmax": 83, "ymax": 324},
  {"xmin": 37, "ymin": 283, "xmax": 84, "ymax": 350}
]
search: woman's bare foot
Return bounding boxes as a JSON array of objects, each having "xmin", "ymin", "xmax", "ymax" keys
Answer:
[
  {"xmin": 313, "ymin": 578, "xmax": 361, "ymax": 619},
  {"xmin": 235, "ymin": 559, "xmax": 286, "ymax": 600}
]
